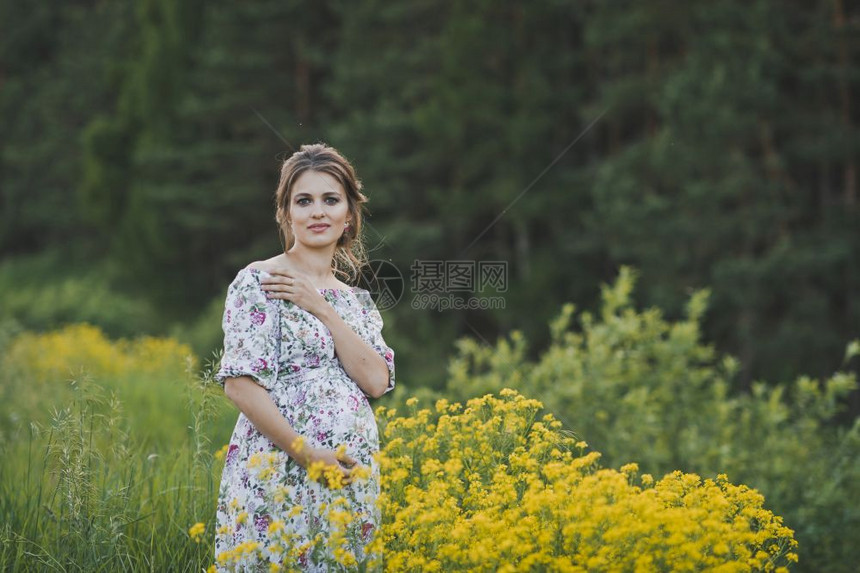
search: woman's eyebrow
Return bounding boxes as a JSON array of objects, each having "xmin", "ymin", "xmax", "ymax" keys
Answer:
[{"xmin": 293, "ymin": 191, "xmax": 342, "ymax": 198}]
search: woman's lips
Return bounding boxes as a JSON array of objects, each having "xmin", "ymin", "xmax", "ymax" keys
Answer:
[{"xmin": 308, "ymin": 224, "xmax": 330, "ymax": 232}]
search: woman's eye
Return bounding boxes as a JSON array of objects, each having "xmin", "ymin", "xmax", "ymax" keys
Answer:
[{"xmin": 295, "ymin": 197, "xmax": 339, "ymax": 205}]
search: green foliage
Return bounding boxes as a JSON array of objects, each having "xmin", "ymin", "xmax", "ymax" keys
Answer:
[
  {"xmin": 0, "ymin": 253, "xmax": 162, "ymax": 338},
  {"xmin": 0, "ymin": 1, "xmax": 136, "ymax": 254},
  {"xmin": 168, "ymin": 292, "xmax": 232, "ymax": 364},
  {"xmin": 443, "ymin": 266, "xmax": 860, "ymax": 572},
  {"xmin": 79, "ymin": 115, "xmax": 136, "ymax": 230}
]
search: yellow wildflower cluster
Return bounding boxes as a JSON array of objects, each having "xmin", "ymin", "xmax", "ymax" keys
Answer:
[
  {"xmin": 188, "ymin": 522, "xmax": 206, "ymax": 543},
  {"xmin": 6, "ymin": 323, "xmax": 195, "ymax": 384},
  {"xmin": 306, "ymin": 445, "xmax": 373, "ymax": 490},
  {"xmin": 307, "ymin": 460, "xmax": 348, "ymax": 489},
  {"xmin": 325, "ymin": 496, "xmax": 361, "ymax": 568},
  {"xmin": 374, "ymin": 389, "xmax": 798, "ymax": 572},
  {"xmin": 215, "ymin": 540, "xmax": 263, "ymax": 568}
]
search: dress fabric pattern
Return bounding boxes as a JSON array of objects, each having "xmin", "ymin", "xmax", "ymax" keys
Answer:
[{"xmin": 213, "ymin": 267, "xmax": 395, "ymax": 571}]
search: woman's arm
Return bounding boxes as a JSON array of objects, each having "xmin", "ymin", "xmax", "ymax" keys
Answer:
[
  {"xmin": 315, "ymin": 304, "xmax": 390, "ymax": 399},
  {"xmin": 223, "ymin": 375, "xmax": 358, "ymax": 477},
  {"xmin": 223, "ymin": 375, "xmax": 306, "ymax": 460}
]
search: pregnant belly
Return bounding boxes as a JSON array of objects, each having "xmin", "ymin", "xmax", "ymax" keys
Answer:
[{"xmin": 272, "ymin": 367, "xmax": 379, "ymax": 457}]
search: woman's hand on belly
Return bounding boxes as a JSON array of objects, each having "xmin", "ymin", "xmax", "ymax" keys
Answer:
[{"xmin": 298, "ymin": 446, "xmax": 361, "ymax": 487}]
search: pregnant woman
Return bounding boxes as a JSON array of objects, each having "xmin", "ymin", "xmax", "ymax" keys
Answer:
[{"xmin": 213, "ymin": 143, "xmax": 395, "ymax": 571}]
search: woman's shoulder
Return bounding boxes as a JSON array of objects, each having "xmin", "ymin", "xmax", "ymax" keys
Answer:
[
  {"xmin": 244, "ymin": 257, "xmax": 281, "ymax": 275},
  {"xmin": 234, "ymin": 258, "xmax": 286, "ymax": 284},
  {"xmin": 224, "ymin": 263, "xmax": 272, "ymax": 295}
]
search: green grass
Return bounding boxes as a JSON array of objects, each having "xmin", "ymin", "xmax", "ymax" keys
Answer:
[{"xmin": 0, "ymin": 354, "xmax": 233, "ymax": 571}]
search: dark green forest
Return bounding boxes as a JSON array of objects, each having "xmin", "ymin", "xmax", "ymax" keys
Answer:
[{"xmin": 2, "ymin": 0, "xmax": 858, "ymax": 397}]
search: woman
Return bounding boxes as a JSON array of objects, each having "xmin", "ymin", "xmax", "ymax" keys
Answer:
[{"xmin": 213, "ymin": 143, "xmax": 395, "ymax": 571}]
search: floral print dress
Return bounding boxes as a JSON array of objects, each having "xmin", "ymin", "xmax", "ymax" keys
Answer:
[{"xmin": 213, "ymin": 267, "xmax": 395, "ymax": 572}]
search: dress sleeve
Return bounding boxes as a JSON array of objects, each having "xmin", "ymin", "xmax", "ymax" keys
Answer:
[
  {"xmin": 353, "ymin": 289, "xmax": 396, "ymax": 396},
  {"xmin": 214, "ymin": 267, "xmax": 280, "ymax": 390}
]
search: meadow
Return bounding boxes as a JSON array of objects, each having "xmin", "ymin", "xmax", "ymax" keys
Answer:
[
  {"xmin": 5, "ymin": 3, "xmax": 859, "ymax": 570},
  {"xmin": 0, "ymin": 270, "xmax": 857, "ymax": 571}
]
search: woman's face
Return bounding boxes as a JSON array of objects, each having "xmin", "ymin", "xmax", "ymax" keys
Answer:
[{"xmin": 288, "ymin": 169, "xmax": 351, "ymax": 248}]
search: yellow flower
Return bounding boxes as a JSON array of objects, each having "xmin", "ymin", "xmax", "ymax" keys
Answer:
[
  {"xmin": 334, "ymin": 546, "xmax": 358, "ymax": 567},
  {"xmin": 214, "ymin": 444, "xmax": 229, "ymax": 462},
  {"xmin": 620, "ymin": 462, "xmax": 638, "ymax": 474},
  {"xmin": 373, "ymin": 389, "xmax": 798, "ymax": 572},
  {"xmin": 5, "ymin": 324, "xmax": 196, "ymax": 386},
  {"xmin": 267, "ymin": 520, "xmax": 284, "ymax": 535},
  {"xmin": 188, "ymin": 522, "xmax": 205, "ymax": 543},
  {"xmin": 335, "ymin": 444, "xmax": 347, "ymax": 460},
  {"xmin": 352, "ymin": 464, "xmax": 372, "ymax": 481},
  {"xmin": 291, "ymin": 436, "xmax": 305, "ymax": 454}
]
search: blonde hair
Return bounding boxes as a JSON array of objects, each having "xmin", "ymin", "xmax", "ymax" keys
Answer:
[{"xmin": 274, "ymin": 143, "xmax": 369, "ymax": 283}]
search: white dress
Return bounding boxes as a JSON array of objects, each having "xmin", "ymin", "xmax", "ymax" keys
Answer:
[{"xmin": 213, "ymin": 267, "xmax": 395, "ymax": 571}]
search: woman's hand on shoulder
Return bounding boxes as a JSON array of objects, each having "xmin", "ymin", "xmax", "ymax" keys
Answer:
[{"xmin": 251, "ymin": 260, "xmax": 328, "ymax": 317}]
